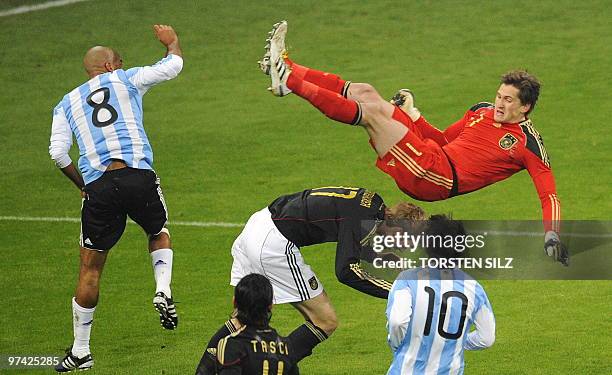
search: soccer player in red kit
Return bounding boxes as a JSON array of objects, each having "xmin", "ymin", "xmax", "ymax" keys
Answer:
[{"xmin": 261, "ymin": 21, "xmax": 568, "ymax": 265}]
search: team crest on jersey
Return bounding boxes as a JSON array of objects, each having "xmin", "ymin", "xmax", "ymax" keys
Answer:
[
  {"xmin": 499, "ymin": 133, "xmax": 518, "ymax": 150},
  {"xmin": 308, "ymin": 276, "xmax": 318, "ymax": 290}
]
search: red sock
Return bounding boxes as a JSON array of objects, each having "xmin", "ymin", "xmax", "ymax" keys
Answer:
[
  {"xmin": 287, "ymin": 74, "xmax": 360, "ymax": 125},
  {"xmin": 286, "ymin": 58, "xmax": 348, "ymax": 95}
]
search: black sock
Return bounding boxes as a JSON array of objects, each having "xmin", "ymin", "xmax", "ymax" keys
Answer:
[
  {"xmin": 287, "ymin": 320, "xmax": 329, "ymax": 362},
  {"xmin": 195, "ymin": 320, "xmax": 238, "ymax": 375}
]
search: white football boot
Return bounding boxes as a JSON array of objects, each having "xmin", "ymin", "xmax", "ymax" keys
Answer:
[
  {"xmin": 265, "ymin": 21, "xmax": 291, "ymax": 96},
  {"xmin": 259, "ymin": 21, "xmax": 288, "ymax": 76}
]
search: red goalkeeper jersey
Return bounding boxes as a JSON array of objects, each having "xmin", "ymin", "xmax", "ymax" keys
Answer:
[{"xmin": 419, "ymin": 102, "xmax": 560, "ymax": 233}]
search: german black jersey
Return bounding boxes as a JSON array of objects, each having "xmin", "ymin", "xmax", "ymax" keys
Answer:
[
  {"xmin": 217, "ymin": 325, "xmax": 299, "ymax": 375},
  {"xmin": 268, "ymin": 187, "xmax": 392, "ymax": 299},
  {"xmin": 268, "ymin": 187, "xmax": 385, "ymax": 246}
]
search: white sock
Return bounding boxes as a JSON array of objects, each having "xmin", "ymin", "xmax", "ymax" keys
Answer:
[
  {"xmin": 151, "ymin": 248, "xmax": 173, "ymax": 298},
  {"xmin": 72, "ymin": 298, "xmax": 95, "ymax": 357}
]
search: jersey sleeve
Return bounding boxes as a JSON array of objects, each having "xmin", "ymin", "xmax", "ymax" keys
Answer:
[
  {"xmin": 444, "ymin": 102, "xmax": 493, "ymax": 142},
  {"xmin": 125, "ymin": 54, "xmax": 183, "ymax": 94},
  {"xmin": 412, "ymin": 116, "xmax": 448, "ymax": 146},
  {"xmin": 49, "ymin": 104, "xmax": 73, "ymax": 168},
  {"xmin": 217, "ymin": 336, "xmax": 244, "ymax": 374},
  {"xmin": 195, "ymin": 349, "xmax": 220, "ymax": 375},
  {"xmin": 386, "ymin": 281, "xmax": 413, "ymax": 352},
  {"xmin": 442, "ymin": 116, "xmax": 468, "ymax": 142},
  {"xmin": 521, "ymin": 133, "xmax": 561, "ymax": 233},
  {"xmin": 334, "ymin": 220, "xmax": 392, "ymax": 299},
  {"xmin": 464, "ymin": 285, "xmax": 496, "ymax": 350}
]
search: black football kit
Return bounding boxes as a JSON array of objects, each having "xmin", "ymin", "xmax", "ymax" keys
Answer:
[{"xmin": 268, "ymin": 186, "xmax": 392, "ymax": 299}]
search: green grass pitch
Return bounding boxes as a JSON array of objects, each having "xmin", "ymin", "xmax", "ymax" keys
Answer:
[{"xmin": 1, "ymin": 0, "xmax": 611, "ymax": 373}]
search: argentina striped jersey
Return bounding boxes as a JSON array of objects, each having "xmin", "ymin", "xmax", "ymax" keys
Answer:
[
  {"xmin": 49, "ymin": 54, "xmax": 183, "ymax": 184},
  {"xmin": 386, "ymin": 268, "xmax": 495, "ymax": 375}
]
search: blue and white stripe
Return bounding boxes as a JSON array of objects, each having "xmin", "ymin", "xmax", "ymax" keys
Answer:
[
  {"xmin": 59, "ymin": 70, "xmax": 153, "ymax": 184},
  {"xmin": 51, "ymin": 55, "xmax": 183, "ymax": 184},
  {"xmin": 387, "ymin": 268, "xmax": 492, "ymax": 375}
]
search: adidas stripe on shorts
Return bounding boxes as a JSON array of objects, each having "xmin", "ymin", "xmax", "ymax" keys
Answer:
[{"xmin": 230, "ymin": 208, "xmax": 324, "ymax": 304}]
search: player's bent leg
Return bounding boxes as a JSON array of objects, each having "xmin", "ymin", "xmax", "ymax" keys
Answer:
[
  {"xmin": 75, "ymin": 246, "xmax": 107, "ymax": 308},
  {"xmin": 360, "ymin": 101, "xmax": 409, "ymax": 157},
  {"xmin": 287, "ymin": 291, "xmax": 336, "ymax": 361},
  {"xmin": 285, "ymin": 74, "xmax": 363, "ymax": 125},
  {"xmin": 375, "ymin": 128, "xmax": 456, "ymax": 201},
  {"xmin": 148, "ymin": 228, "xmax": 178, "ymax": 330},
  {"xmin": 291, "ymin": 291, "xmax": 338, "ymax": 335},
  {"xmin": 148, "ymin": 228, "xmax": 171, "ymax": 251},
  {"xmin": 347, "ymin": 82, "xmax": 387, "ymax": 103},
  {"xmin": 284, "ymin": 58, "xmax": 350, "ymax": 95}
]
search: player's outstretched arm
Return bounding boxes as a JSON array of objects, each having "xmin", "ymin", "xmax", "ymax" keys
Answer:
[
  {"xmin": 154, "ymin": 24, "xmax": 182, "ymax": 58},
  {"xmin": 126, "ymin": 26, "xmax": 184, "ymax": 92},
  {"xmin": 334, "ymin": 230, "xmax": 392, "ymax": 298},
  {"xmin": 522, "ymin": 148, "xmax": 567, "ymax": 265}
]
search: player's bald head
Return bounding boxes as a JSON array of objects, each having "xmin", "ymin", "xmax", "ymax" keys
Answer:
[{"xmin": 83, "ymin": 46, "xmax": 122, "ymax": 77}]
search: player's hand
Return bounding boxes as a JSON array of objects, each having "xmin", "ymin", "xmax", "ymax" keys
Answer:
[
  {"xmin": 154, "ymin": 24, "xmax": 179, "ymax": 47},
  {"xmin": 544, "ymin": 231, "xmax": 569, "ymax": 266},
  {"xmin": 390, "ymin": 89, "xmax": 421, "ymax": 121}
]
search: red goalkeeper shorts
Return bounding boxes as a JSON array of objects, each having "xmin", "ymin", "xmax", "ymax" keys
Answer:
[{"xmin": 375, "ymin": 107, "xmax": 456, "ymax": 201}]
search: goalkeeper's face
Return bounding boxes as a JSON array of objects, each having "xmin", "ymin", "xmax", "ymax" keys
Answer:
[{"xmin": 494, "ymin": 84, "xmax": 530, "ymax": 123}]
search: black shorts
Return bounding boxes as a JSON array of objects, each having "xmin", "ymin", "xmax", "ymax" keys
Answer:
[{"xmin": 80, "ymin": 168, "xmax": 168, "ymax": 251}]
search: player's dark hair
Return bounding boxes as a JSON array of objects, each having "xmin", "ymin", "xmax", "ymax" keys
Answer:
[
  {"xmin": 424, "ymin": 214, "xmax": 467, "ymax": 259},
  {"xmin": 234, "ymin": 273, "xmax": 273, "ymax": 328},
  {"xmin": 501, "ymin": 70, "xmax": 541, "ymax": 115}
]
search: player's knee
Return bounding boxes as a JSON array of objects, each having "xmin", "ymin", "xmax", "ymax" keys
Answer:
[
  {"xmin": 361, "ymin": 101, "xmax": 390, "ymax": 125},
  {"xmin": 79, "ymin": 269, "xmax": 101, "ymax": 289},
  {"xmin": 79, "ymin": 256, "xmax": 105, "ymax": 274},
  {"xmin": 149, "ymin": 228, "xmax": 171, "ymax": 248},
  {"xmin": 350, "ymin": 83, "xmax": 380, "ymax": 101},
  {"xmin": 322, "ymin": 314, "xmax": 339, "ymax": 335},
  {"xmin": 149, "ymin": 227, "xmax": 170, "ymax": 240}
]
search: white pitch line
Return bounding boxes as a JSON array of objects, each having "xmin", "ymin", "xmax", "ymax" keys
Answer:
[
  {"xmin": 480, "ymin": 230, "xmax": 612, "ymax": 239},
  {"xmin": 0, "ymin": 0, "xmax": 91, "ymax": 18},
  {"xmin": 1, "ymin": 216, "xmax": 611, "ymax": 237},
  {"xmin": 0, "ymin": 216, "xmax": 243, "ymax": 228}
]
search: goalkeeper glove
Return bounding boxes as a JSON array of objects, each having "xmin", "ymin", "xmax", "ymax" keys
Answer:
[
  {"xmin": 544, "ymin": 231, "xmax": 569, "ymax": 266},
  {"xmin": 390, "ymin": 89, "xmax": 421, "ymax": 122}
]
